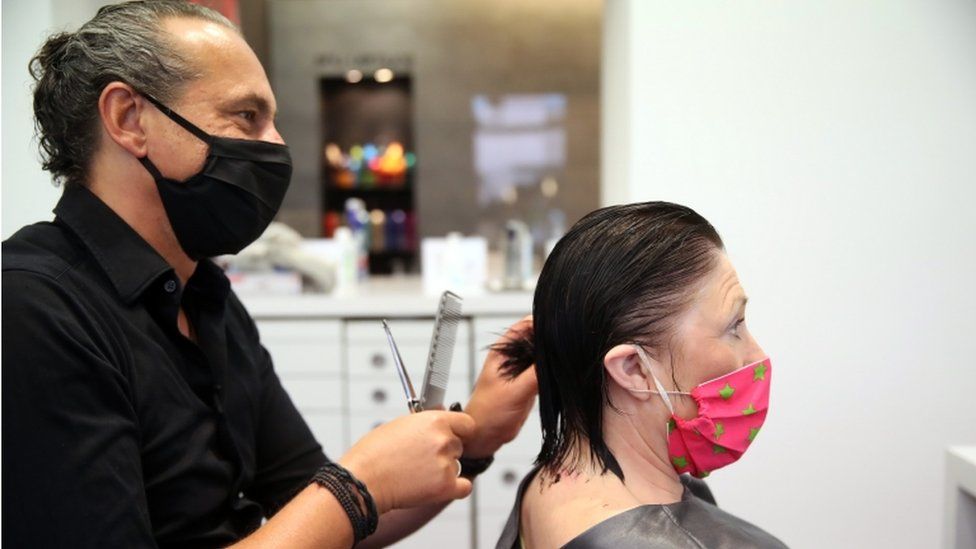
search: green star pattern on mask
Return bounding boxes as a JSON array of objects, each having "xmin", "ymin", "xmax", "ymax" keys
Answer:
[
  {"xmin": 748, "ymin": 427, "xmax": 760, "ymax": 442},
  {"xmin": 712, "ymin": 444, "xmax": 726, "ymax": 454},
  {"xmin": 713, "ymin": 422, "xmax": 725, "ymax": 440},
  {"xmin": 753, "ymin": 363, "xmax": 767, "ymax": 381},
  {"xmin": 718, "ymin": 383, "xmax": 735, "ymax": 400},
  {"xmin": 672, "ymin": 456, "xmax": 688, "ymax": 469},
  {"xmin": 741, "ymin": 403, "xmax": 757, "ymax": 416}
]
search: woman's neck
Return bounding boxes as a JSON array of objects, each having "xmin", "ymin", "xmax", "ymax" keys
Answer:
[
  {"xmin": 599, "ymin": 403, "xmax": 685, "ymax": 504},
  {"xmin": 519, "ymin": 413, "xmax": 687, "ymax": 549}
]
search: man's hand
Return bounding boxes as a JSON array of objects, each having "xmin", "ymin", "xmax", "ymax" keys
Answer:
[
  {"xmin": 462, "ymin": 316, "xmax": 538, "ymax": 459},
  {"xmin": 338, "ymin": 411, "xmax": 474, "ymax": 514}
]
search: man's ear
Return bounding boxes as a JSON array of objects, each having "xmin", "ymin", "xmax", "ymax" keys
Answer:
[
  {"xmin": 604, "ymin": 344, "xmax": 655, "ymax": 401},
  {"xmin": 98, "ymin": 82, "xmax": 148, "ymax": 158}
]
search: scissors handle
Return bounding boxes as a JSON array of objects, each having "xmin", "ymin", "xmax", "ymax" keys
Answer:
[{"xmin": 382, "ymin": 320, "xmax": 422, "ymax": 413}]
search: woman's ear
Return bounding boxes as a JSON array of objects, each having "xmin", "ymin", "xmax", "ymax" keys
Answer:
[{"xmin": 604, "ymin": 344, "xmax": 655, "ymax": 401}]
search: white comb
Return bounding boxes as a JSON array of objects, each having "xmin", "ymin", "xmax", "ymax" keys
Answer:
[{"xmin": 420, "ymin": 291, "xmax": 463, "ymax": 409}]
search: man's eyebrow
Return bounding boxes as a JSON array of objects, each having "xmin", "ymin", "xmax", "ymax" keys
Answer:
[{"xmin": 222, "ymin": 93, "xmax": 276, "ymax": 118}]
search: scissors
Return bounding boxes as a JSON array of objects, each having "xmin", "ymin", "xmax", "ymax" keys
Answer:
[{"xmin": 382, "ymin": 319, "xmax": 424, "ymax": 413}]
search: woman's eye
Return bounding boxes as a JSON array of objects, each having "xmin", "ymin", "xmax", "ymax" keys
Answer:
[{"xmin": 730, "ymin": 318, "xmax": 745, "ymax": 338}]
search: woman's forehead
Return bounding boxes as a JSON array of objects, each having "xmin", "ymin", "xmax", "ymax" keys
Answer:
[{"xmin": 688, "ymin": 254, "xmax": 746, "ymax": 317}]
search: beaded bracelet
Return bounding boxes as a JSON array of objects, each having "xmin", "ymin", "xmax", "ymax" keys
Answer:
[{"xmin": 311, "ymin": 463, "xmax": 378, "ymax": 543}]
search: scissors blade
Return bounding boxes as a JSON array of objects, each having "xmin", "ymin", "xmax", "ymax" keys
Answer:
[{"xmin": 382, "ymin": 319, "xmax": 422, "ymax": 412}]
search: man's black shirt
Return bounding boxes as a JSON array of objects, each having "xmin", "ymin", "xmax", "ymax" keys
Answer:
[{"xmin": 2, "ymin": 184, "xmax": 328, "ymax": 547}]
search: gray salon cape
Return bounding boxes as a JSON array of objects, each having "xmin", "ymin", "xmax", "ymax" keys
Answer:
[{"xmin": 495, "ymin": 468, "xmax": 788, "ymax": 549}]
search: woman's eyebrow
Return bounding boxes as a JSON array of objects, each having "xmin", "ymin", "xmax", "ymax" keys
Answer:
[{"xmin": 729, "ymin": 295, "xmax": 749, "ymax": 316}]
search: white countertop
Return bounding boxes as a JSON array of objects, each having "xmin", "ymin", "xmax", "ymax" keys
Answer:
[
  {"xmin": 237, "ymin": 276, "xmax": 533, "ymax": 318},
  {"xmin": 943, "ymin": 445, "xmax": 976, "ymax": 549},
  {"xmin": 947, "ymin": 446, "xmax": 976, "ymax": 496}
]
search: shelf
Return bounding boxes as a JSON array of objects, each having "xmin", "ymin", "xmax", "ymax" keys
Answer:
[
  {"xmin": 324, "ymin": 186, "xmax": 412, "ymax": 196},
  {"xmin": 368, "ymin": 249, "xmax": 416, "ymax": 257}
]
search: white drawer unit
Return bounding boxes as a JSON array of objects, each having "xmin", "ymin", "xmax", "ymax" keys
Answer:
[
  {"xmin": 258, "ymin": 319, "xmax": 342, "ymax": 375},
  {"xmin": 303, "ymin": 411, "xmax": 347, "ymax": 459},
  {"xmin": 347, "ymin": 369, "xmax": 471, "ymax": 414},
  {"xmin": 257, "ymin": 319, "xmax": 347, "ymax": 456},
  {"xmin": 476, "ymin": 446, "xmax": 537, "ymax": 515},
  {"xmin": 347, "ymin": 340, "xmax": 429, "ymax": 382},
  {"xmin": 347, "ymin": 414, "xmax": 396, "ymax": 446},
  {"xmin": 478, "ymin": 510, "xmax": 514, "ymax": 549},
  {"xmin": 392, "ymin": 503, "xmax": 472, "ymax": 548},
  {"xmin": 476, "ymin": 438, "xmax": 537, "ymax": 549},
  {"xmin": 345, "ymin": 318, "xmax": 473, "ymax": 405},
  {"xmin": 245, "ymin": 287, "xmax": 533, "ymax": 548},
  {"xmin": 471, "ymin": 315, "xmax": 541, "ymax": 548},
  {"xmin": 277, "ymin": 374, "xmax": 343, "ymax": 414}
]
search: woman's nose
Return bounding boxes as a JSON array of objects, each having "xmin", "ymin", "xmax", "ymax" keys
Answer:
[{"xmin": 743, "ymin": 330, "xmax": 767, "ymax": 365}]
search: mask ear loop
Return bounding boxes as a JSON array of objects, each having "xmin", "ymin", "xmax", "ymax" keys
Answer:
[
  {"xmin": 136, "ymin": 91, "xmax": 215, "ymax": 182},
  {"xmin": 138, "ymin": 156, "xmax": 165, "ymax": 181},
  {"xmin": 139, "ymin": 91, "xmax": 213, "ymax": 145},
  {"xmin": 632, "ymin": 345, "xmax": 690, "ymax": 415}
]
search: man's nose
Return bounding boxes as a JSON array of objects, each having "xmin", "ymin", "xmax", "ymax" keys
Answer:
[{"xmin": 262, "ymin": 123, "xmax": 285, "ymax": 145}]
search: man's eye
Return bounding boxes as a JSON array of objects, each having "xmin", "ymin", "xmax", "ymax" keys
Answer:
[{"xmin": 238, "ymin": 111, "xmax": 257, "ymax": 122}]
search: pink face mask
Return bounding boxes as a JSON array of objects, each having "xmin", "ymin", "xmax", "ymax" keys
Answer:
[{"xmin": 632, "ymin": 346, "xmax": 771, "ymax": 478}]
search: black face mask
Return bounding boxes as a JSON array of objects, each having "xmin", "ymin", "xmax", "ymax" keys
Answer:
[{"xmin": 138, "ymin": 92, "xmax": 292, "ymax": 260}]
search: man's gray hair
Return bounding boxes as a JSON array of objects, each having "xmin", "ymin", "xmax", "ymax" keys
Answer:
[{"xmin": 30, "ymin": 0, "xmax": 238, "ymax": 186}]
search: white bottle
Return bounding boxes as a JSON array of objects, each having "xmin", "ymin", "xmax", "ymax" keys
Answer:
[
  {"xmin": 333, "ymin": 226, "xmax": 358, "ymax": 295},
  {"xmin": 503, "ymin": 220, "xmax": 532, "ymax": 290}
]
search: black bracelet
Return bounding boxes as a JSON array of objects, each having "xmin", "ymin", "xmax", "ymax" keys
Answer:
[
  {"xmin": 310, "ymin": 463, "xmax": 378, "ymax": 543},
  {"xmin": 315, "ymin": 472, "xmax": 364, "ymax": 538},
  {"xmin": 328, "ymin": 463, "xmax": 379, "ymax": 536},
  {"xmin": 459, "ymin": 454, "xmax": 495, "ymax": 479},
  {"xmin": 312, "ymin": 469, "xmax": 363, "ymax": 540}
]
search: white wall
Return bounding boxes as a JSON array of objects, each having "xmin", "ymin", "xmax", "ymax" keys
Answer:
[
  {"xmin": 603, "ymin": 1, "xmax": 976, "ymax": 548},
  {"xmin": 1, "ymin": 0, "xmax": 113, "ymax": 239},
  {"xmin": 2, "ymin": 0, "xmax": 58, "ymax": 238}
]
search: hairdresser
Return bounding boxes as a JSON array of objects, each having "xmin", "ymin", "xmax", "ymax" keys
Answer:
[{"xmin": 0, "ymin": 2, "xmax": 537, "ymax": 547}]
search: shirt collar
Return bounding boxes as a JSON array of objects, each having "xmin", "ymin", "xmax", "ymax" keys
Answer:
[
  {"xmin": 54, "ymin": 183, "xmax": 176, "ymax": 304},
  {"xmin": 186, "ymin": 258, "xmax": 231, "ymax": 304}
]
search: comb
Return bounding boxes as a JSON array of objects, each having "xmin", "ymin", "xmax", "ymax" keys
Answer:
[{"xmin": 420, "ymin": 291, "xmax": 463, "ymax": 410}]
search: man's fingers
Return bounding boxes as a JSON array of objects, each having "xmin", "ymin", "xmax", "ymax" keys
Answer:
[
  {"xmin": 505, "ymin": 315, "xmax": 533, "ymax": 338},
  {"xmin": 515, "ymin": 363, "xmax": 539, "ymax": 393},
  {"xmin": 435, "ymin": 410, "xmax": 476, "ymax": 440},
  {"xmin": 453, "ymin": 477, "xmax": 473, "ymax": 499}
]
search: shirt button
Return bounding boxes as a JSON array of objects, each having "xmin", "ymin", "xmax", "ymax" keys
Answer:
[{"xmin": 163, "ymin": 279, "xmax": 178, "ymax": 293}]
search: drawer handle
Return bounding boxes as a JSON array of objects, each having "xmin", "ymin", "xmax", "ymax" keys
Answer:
[
  {"xmin": 370, "ymin": 353, "xmax": 386, "ymax": 368},
  {"xmin": 371, "ymin": 389, "xmax": 388, "ymax": 404},
  {"xmin": 502, "ymin": 470, "xmax": 518, "ymax": 485}
]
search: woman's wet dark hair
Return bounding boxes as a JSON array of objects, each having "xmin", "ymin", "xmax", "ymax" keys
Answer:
[{"xmin": 495, "ymin": 201, "xmax": 724, "ymax": 480}]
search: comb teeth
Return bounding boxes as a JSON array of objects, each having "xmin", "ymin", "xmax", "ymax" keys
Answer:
[{"xmin": 422, "ymin": 291, "xmax": 463, "ymax": 407}]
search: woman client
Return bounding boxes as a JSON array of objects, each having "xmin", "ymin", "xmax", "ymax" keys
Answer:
[{"xmin": 495, "ymin": 202, "xmax": 787, "ymax": 548}]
